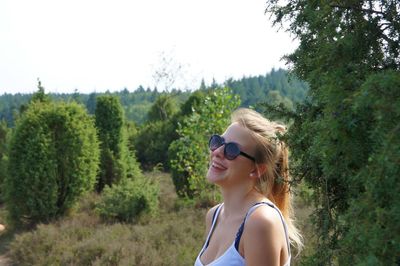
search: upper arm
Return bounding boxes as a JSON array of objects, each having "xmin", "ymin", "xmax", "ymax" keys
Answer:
[{"xmin": 242, "ymin": 207, "xmax": 285, "ymax": 266}]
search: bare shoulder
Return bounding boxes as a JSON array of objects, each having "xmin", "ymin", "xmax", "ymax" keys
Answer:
[
  {"xmin": 245, "ymin": 204, "xmax": 283, "ymax": 232},
  {"xmin": 242, "ymin": 205, "xmax": 287, "ymax": 265},
  {"xmin": 205, "ymin": 204, "xmax": 222, "ymax": 229}
]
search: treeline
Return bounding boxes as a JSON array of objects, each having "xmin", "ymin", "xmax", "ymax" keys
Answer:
[
  {"xmin": 0, "ymin": 69, "xmax": 310, "ymax": 228},
  {"xmin": 225, "ymin": 68, "xmax": 308, "ymax": 107},
  {"xmin": 0, "ymin": 80, "xmax": 258, "ymax": 231},
  {"xmin": 0, "ymin": 68, "xmax": 308, "ymax": 127}
]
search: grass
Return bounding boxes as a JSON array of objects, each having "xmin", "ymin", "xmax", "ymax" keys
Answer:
[
  {"xmin": 0, "ymin": 204, "xmax": 19, "ymax": 252},
  {"xmin": 1, "ymin": 172, "xmax": 207, "ymax": 266},
  {"xmin": 0, "ymin": 171, "xmax": 314, "ymax": 265}
]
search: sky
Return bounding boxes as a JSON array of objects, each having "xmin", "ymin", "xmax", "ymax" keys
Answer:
[{"xmin": 0, "ymin": 0, "xmax": 297, "ymax": 94}]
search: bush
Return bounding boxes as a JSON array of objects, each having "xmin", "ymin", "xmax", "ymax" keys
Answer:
[
  {"xmin": 134, "ymin": 94, "xmax": 185, "ymax": 171},
  {"xmin": 8, "ymin": 172, "xmax": 206, "ymax": 266},
  {"xmin": 169, "ymin": 88, "xmax": 240, "ymax": 205},
  {"xmin": 4, "ymin": 101, "xmax": 99, "ymax": 227},
  {"xmin": 96, "ymin": 177, "xmax": 159, "ymax": 223},
  {"xmin": 95, "ymin": 95, "xmax": 127, "ymax": 192},
  {"xmin": 135, "ymin": 120, "xmax": 178, "ymax": 170}
]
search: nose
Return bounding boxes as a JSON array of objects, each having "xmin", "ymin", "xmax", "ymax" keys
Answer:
[{"xmin": 211, "ymin": 144, "xmax": 225, "ymax": 159}]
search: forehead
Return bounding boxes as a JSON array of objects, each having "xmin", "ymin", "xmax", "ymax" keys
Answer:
[{"xmin": 222, "ymin": 122, "xmax": 256, "ymax": 150}]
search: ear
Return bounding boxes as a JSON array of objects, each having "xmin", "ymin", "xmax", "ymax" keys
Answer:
[{"xmin": 249, "ymin": 163, "xmax": 267, "ymax": 179}]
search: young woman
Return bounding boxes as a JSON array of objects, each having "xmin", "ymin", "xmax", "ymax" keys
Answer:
[{"xmin": 194, "ymin": 108, "xmax": 302, "ymax": 266}]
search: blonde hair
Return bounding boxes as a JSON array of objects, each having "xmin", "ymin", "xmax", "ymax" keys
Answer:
[{"xmin": 231, "ymin": 108, "xmax": 303, "ymax": 253}]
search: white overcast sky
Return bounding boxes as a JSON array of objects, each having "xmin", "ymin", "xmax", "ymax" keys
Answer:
[{"xmin": 0, "ymin": 0, "xmax": 297, "ymax": 94}]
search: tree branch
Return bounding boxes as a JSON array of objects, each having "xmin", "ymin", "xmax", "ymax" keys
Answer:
[{"xmin": 330, "ymin": 4, "xmax": 385, "ymax": 16}]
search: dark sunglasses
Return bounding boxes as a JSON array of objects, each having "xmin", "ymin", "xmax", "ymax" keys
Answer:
[{"xmin": 208, "ymin": 134, "xmax": 256, "ymax": 162}]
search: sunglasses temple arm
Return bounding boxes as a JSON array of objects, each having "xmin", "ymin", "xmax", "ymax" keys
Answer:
[{"xmin": 240, "ymin": 152, "xmax": 256, "ymax": 162}]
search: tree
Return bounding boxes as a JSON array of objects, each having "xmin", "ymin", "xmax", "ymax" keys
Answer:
[
  {"xmin": 5, "ymin": 101, "xmax": 99, "ymax": 227},
  {"xmin": 135, "ymin": 93, "xmax": 181, "ymax": 170},
  {"xmin": 30, "ymin": 79, "xmax": 50, "ymax": 104},
  {"xmin": 265, "ymin": 1, "xmax": 400, "ymax": 264},
  {"xmin": 168, "ymin": 88, "xmax": 241, "ymax": 205},
  {"xmin": 147, "ymin": 94, "xmax": 178, "ymax": 122},
  {"xmin": 135, "ymin": 120, "xmax": 177, "ymax": 171},
  {"xmin": 18, "ymin": 79, "xmax": 50, "ymax": 116},
  {"xmin": 95, "ymin": 95, "xmax": 127, "ymax": 192},
  {"xmin": 85, "ymin": 92, "xmax": 97, "ymax": 114},
  {"xmin": 179, "ymin": 90, "xmax": 206, "ymax": 117},
  {"xmin": 265, "ymin": 90, "xmax": 293, "ymax": 110},
  {"xmin": 199, "ymin": 78, "xmax": 206, "ymax": 90}
]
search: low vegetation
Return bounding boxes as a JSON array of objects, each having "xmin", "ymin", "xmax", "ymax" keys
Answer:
[
  {"xmin": 96, "ymin": 176, "xmax": 159, "ymax": 223},
  {"xmin": 0, "ymin": 171, "xmax": 313, "ymax": 265},
  {"xmin": 3, "ymin": 172, "xmax": 206, "ymax": 266}
]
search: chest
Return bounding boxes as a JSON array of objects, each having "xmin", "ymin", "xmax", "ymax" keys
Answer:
[{"xmin": 201, "ymin": 218, "xmax": 243, "ymax": 264}]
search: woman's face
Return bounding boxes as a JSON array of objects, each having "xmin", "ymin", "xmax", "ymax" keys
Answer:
[{"xmin": 206, "ymin": 122, "xmax": 257, "ymax": 187}]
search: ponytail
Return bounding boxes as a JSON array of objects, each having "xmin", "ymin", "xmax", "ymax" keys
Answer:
[
  {"xmin": 231, "ymin": 108, "xmax": 303, "ymax": 253},
  {"xmin": 271, "ymin": 140, "xmax": 290, "ymax": 217}
]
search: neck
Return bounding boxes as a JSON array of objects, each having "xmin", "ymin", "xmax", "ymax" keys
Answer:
[{"xmin": 220, "ymin": 184, "xmax": 265, "ymax": 218}]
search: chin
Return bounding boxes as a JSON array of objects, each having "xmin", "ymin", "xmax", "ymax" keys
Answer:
[{"xmin": 206, "ymin": 166, "xmax": 227, "ymax": 184}]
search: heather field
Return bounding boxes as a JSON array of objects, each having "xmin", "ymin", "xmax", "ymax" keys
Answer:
[{"xmin": 0, "ymin": 171, "xmax": 314, "ymax": 266}]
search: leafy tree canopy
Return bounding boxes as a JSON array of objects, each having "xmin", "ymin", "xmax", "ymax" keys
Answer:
[{"xmin": 265, "ymin": 0, "xmax": 400, "ymax": 264}]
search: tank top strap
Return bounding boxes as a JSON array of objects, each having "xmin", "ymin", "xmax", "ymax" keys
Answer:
[
  {"xmin": 199, "ymin": 203, "xmax": 224, "ymax": 256},
  {"xmin": 234, "ymin": 202, "xmax": 291, "ymax": 255}
]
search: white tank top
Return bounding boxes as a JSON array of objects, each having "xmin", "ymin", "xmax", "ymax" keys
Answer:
[{"xmin": 194, "ymin": 202, "xmax": 291, "ymax": 266}]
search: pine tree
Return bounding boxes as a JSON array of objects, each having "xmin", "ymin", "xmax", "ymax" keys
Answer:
[
  {"xmin": 265, "ymin": 1, "xmax": 400, "ymax": 264},
  {"xmin": 95, "ymin": 95, "xmax": 127, "ymax": 192}
]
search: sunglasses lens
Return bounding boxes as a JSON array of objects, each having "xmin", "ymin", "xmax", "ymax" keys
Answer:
[
  {"xmin": 225, "ymin": 143, "xmax": 240, "ymax": 160},
  {"xmin": 209, "ymin": 135, "xmax": 223, "ymax": 151}
]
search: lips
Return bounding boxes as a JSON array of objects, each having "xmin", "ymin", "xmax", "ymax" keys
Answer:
[{"xmin": 211, "ymin": 161, "xmax": 227, "ymax": 170}]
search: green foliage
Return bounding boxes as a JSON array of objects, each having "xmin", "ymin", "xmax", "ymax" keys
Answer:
[
  {"xmin": 8, "ymin": 209, "xmax": 204, "ymax": 266},
  {"xmin": 96, "ymin": 177, "xmax": 159, "ymax": 223},
  {"xmin": 135, "ymin": 120, "xmax": 177, "ymax": 170},
  {"xmin": 265, "ymin": 90, "xmax": 293, "ymax": 110},
  {"xmin": 134, "ymin": 94, "xmax": 183, "ymax": 170},
  {"xmin": 179, "ymin": 90, "xmax": 207, "ymax": 117},
  {"xmin": 4, "ymin": 101, "xmax": 99, "ymax": 227},
  {"xmin": 85, "ymin": 92, "xmax": 97, "ymax": 114},
  {"xmin": 0, "ymin": 70, "xmax": 306, "ymax": 127},
  {"xmin": 169, "ymin": 88, "xmax": 240, "ymax": 205},
  {"xmin": 3, "ymin": 169, "xmax": 314, "ymax": 265},
  {"xmin": 134, "ymin": 91, "xmax": 211, "ymax": 171},
  {"xmin": 147, "ymin": 94, "xmax": 179, "ymax": 122},
  {"xmin": 95, "ymin": 95, "xmax": 127, "ymax": 191},
  {"xmin": 7, "ymin": 172, "xmax": 205, "ymax": 266},
  {"xmin": 30, "ymin": 79, "xmax": 50, "ymax": 104},
  {"xmin": 224, "ymin": 68, "xmax": 308, "ymax": 108},
  {"xmin": 0, "ymin": 120, "xmax": 10, "ymax": 203},
  {"xmin": 337, "ymin": 71, "xmax": 400, "ymax": 265},
  {"xmin": 124, "ymin": 121, "xmax": 143, "ymax": 178},
  {"xmin": 125, "ymin": 102, "xmax": 152, "ymax": 124},
  {"xmin": 266, "ymin": 1, "xmax": 400, "ymax": 264}
]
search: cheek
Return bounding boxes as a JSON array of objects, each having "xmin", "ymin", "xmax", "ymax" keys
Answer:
[
  {"xmin": 206, "ymin": 156, "xmax": 254, "ymax": 184},
  {"xmin": 229, "ymin": 160, "xmax": 253, "ymax": 179},
  {"xmin": 232, "ymin": 164, "xmax": 250, "ymax": 178}
]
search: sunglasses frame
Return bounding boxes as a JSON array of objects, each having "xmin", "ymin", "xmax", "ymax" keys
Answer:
[{"xmin": 208, "ymin": 134, "xmax": 256, "ymax": 162}]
